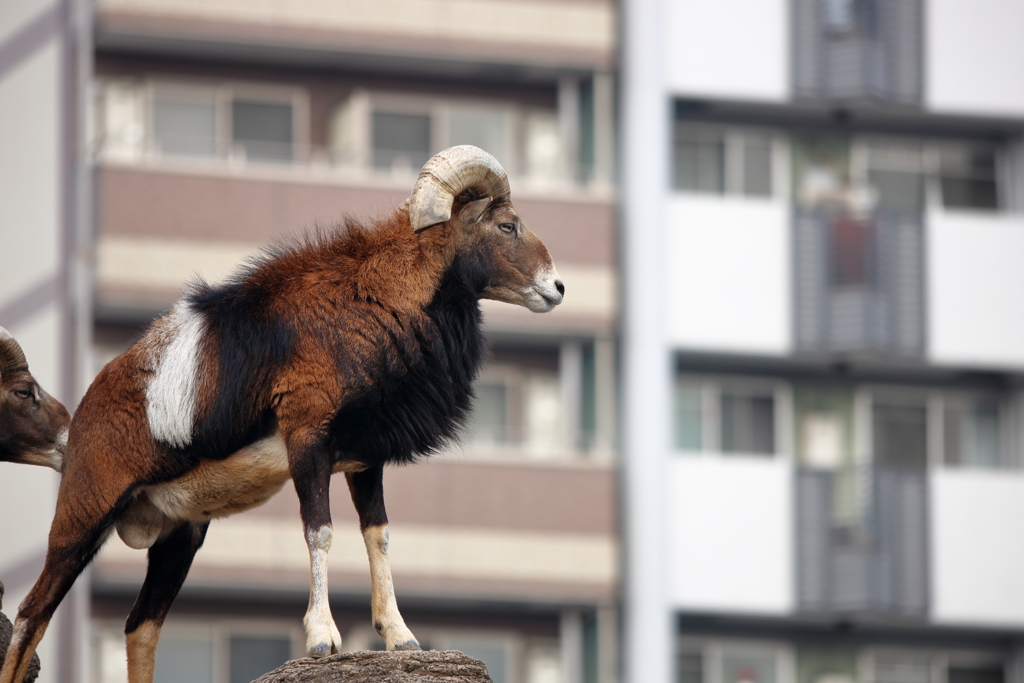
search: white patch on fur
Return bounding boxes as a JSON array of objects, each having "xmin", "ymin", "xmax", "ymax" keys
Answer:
[
  {"xmin": 145, "ymin": 300, "xmax": 206, "ymax": 448},
  {"xmin": 526, "ymin": 263, "xmax": 564, "ymax": 312},
  {"xmin": 363, "ymin": 525, "xmax": 419, "ymax": 650},
  {"xmin": 304, "ymin": 524, "xmax": 342, "ymax": 657}
]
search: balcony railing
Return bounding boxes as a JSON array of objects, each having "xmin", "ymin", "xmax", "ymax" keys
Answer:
[
  {"xmin": 795, "ymin": 464, "xmax": 929, "ymax": 617},
  {"xmin": 793, "ymin": 208, "xmax": 925, "ymax": 357},
  {"xmin": 93, "ymin": 133, "xmax": 611, "ymax": 195}
]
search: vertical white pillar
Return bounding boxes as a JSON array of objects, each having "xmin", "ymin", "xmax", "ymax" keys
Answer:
[
  {"xmin": 621, "ymin": 0, "xmax": 673, "ymax": 683},
  {"xmin": 560, "ymin": 609, "xmax": 584, "ymax": 683}
]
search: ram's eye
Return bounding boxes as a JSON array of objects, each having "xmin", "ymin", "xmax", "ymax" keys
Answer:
[
  {"xmin": 13, "ymin": 389, "xmax": 32, "ymax": 400},
  {"xmin": 499, "ymin": 223, "xmax": 516, "ymax": 233}
]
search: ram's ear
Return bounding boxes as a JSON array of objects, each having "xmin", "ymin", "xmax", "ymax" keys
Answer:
[{"xmin": 459, "ymin": 197, "xmax": 491, "ymax": 225}]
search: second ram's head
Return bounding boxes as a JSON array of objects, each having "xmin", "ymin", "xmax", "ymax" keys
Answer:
[{"xmin": 0, "ymin": 326, "xmax": 69, "ymax": 472}]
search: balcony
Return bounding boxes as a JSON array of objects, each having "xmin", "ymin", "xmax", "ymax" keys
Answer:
[
  {"xmin": 795, "ymin": 464, "xmax": 929, "ymax": 618},
  {"xmin": 793, "ymin": 208, "xmax": 925, "ymax": 358}
]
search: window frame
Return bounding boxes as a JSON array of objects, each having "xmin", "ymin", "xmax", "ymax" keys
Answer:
[
  {"xmin": 93, "ymin": 617, "xmax": 305, "ymax": 683},
  {"xmin": 676, "ymin": 636, "xmax": 796, "ymax": 683},
  {"xmin": 106, "ymin": 77, "xmax": 310, "ymax": 165},
  {"xmin": 671, "ymin": 123, "xmax": 783, "ymax": 200},
  {"xmin": 333, "ymin": 90, "xmax": 521, "ymax": 177},
  {"xmin": 856, "ymin": 385, "xmax": 1013, "ymax": 471},
  {"xmin": 673, "ymin": 374, "xmax": 793, "ymax": 460}
]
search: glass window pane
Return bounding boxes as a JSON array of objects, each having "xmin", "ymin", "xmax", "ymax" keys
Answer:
[
  {"xmin": 449, "ymin": 639, "xmax": 508, "ymax": 683},
  {"xmin": 448, "ymin": 107, "xmax": 508, "ymax": 167},
  {"xmin": 524, "ymin": 371, "xmax": 563, "ymax": 452},
  {"xmin": 525, "ymin": 109, "xmax": 563, "ymax": 181},
  {"xmin": 373, "ymin": 111, "xmax": 431, "ymax": 171},
  {"xmin": 674, "ymin": 383, "xmax": 703, "ymax": 451},
  {"xmin": 868, "ymin": 170, "xmax": 924, "ymax": 213},
  {"xmin": 229, "ymin": 635, "xmax": 292, "ymax": 683},
  {"xmin": 946, "ymin": 399, "xmax": 1001, "ymax": 468},
  {"xmin": 743, "ymin": 136, "xmax": 773, "ymax": 197},
  {"xmin": 873, "ymin": 403, "xmax": 927, "ymax": 469},
  {"xmin": 469, "ymin": 381, "xmax": 508, "ymax": 446},
  {"xmin": 678, "ymin": 651, "xmax": 703, "ymax": 683},
  {"xmin": 873, "ymin": 654, "xmax": 932, "ymax": 683},
  {"xmin": 154, "ymin": 636, "xmax": 213, "ymax": 683},
  {"xmin": 940, "ymin": 144, "xmax": 999, "ymax": 210},
  {"xmin": 722, "ymin": 652, "xmax": 777, "ymax": 683},
  {"xmin": 232, "ymin": 100, "xmax": 293, "ymax": 162},
  {"xmin": 674, "ymin": 127, "xmax": 724, "ymax": 193},
  {"xmin": 721, "ymin": 392, "xmax": 775, "ymax": 455},
  {"xmin": 154, "ymin": 96, "xmax": 216, "ymax": 158}
]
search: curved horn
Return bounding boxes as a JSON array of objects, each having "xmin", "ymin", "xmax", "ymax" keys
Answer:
[
  {"xmin": 0, "ymin": 326, "xmax": 29, "ymax": 376},
  {"xmin": 406, "ymin": 145, "xmax": 511, "ymax": 232}
]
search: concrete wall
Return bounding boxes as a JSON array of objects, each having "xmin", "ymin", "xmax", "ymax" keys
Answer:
[
  {"xmin": 665, "ymin": 0, "xmax": 789, "ymax": 102},
  {"xmin": 926, "ymin": 0, "xmax": 1024, "ymax": 118},
  {"xmin": 931, "ymin": 469, "xmax": 1024, "ymax": 627},
  {"xmin": 668, "ymin": 195, "xmax": 791, "ymax": 356},
  {"xmin": 927, "ymin": 211, "xmax": 1024, "ymax": 369},
  {"xmin": 0, "ymin": 3, "xmax": 74, "ymax": 681},
  {"xmin": 668, "ymin": 456, "xmax": 793, "ymax": 614}
]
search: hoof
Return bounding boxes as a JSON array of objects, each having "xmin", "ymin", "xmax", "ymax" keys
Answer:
[
  {"xmin": 391, "ymin": 638, "xmax": 421, "ymax": 651},
  {"xmin": 305, "ymin": 618, "xmax": 342, "ymax": 658},
  {"xmin": 307, "ymin": 642, "xmax": 334, "ymax": 658}
]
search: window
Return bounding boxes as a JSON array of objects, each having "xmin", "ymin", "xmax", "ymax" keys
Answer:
[
  {"xmin": 865, "ymin": 141, "xmax": 926, "ymax": 213},
  {"xmin": 872, "ymin": 400, "xmax": 928, "ymax": 470},
  {"xmin": 232, "ymin": 99, "xmax": 293, "ymax": 162},
  {"xmin": 465, "ymin": 350, "xmax": 566, "ymax": 457},
  {"xmin": 331, "ymin": 91, "xmax": 553, "ymax": 183},
  {"xmin": 938, "ymin": 143, "xmax": 1000, "ymax": 210},
  {"xmin": 674, "ymin": 382, "xmax": 703, "ymax": 451},
  {"xmin": 943, "ymin": 396, "xmax": 1002, "ymax": 469},
  {"xmin": 673, "ymin": 377, "xmax": 783, "ymax": 456},
  {"xmin": 372, "ymin": 111, "xmax": 432, "ymax": 171},
  {"xmin": 677, "ymin": 640, "xmax": 791, "ymax": 683},
  {"xmin": 154, "ymin": 635, "xmax": 215, "ymax": 683},
  {"xmin": 97, "ymin": 620, "xmax": 301, "ymax": 683},
  {"xmin": 672, "ymin": 125, "xmax": 774, "ymax": 197},
  {"xmin": 228, "ymin": 635, "xmax": 293, "ymax": 683},
  {"xmin": 721, "ymin": 391, "xmax": 775, "ymax": 455},
  {"xmin": 674, "ymin": 127, "xmax": 725, "ymax": 193},
  {"xmin": 95, "ymin": 79, "xmax": 305, "ymax": 166},
  {"xmin": 153, "ymin": 88, "xmax": 217, "ymax": 158},
  {"xmin": 448, "ymin": 105, "xmax": 510, "ymax": 165}
]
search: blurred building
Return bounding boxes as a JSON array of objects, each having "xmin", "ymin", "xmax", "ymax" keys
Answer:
[
  {"xmin": 621, "ymin": 1, "xmax": 1024, "ymax": 683},
  {"xmin": 4, "ymin": 1, "xmax": 619, "ymax": 682}
]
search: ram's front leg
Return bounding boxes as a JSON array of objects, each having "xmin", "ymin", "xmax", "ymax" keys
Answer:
[
  {"xmin": 346, "ymin": 465, "xmax": 419, "ymax": 651},
  {"xmin": 287, "ymin": 429, "xmax": 343, "ymax": 657}
]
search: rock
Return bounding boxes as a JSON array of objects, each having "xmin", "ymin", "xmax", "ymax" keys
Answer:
[
  {"xmin": 0, "ymin": 582, "xmax": 41, "ymax": 683},
  {"xmin": 251, "ymin": 650, "xmax": 493, "ymax": 683}
]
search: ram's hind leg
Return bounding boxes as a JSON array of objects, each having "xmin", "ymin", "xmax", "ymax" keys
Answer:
[
  {"xmin": 0, "ymin": 474, "xmax": 131, "ymax": 683},
  {"xmin": 124, "ymin": 521, "xmax": 209, "ymax": 683},
  {"xmin": 346, "ymin": 465, "xmax": 419, "ymax": 651}
]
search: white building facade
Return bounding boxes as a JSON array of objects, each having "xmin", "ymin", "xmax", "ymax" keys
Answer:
[{"xmin": 622, "ymin": 1, "xmax": 1024, "ymax": 683}]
